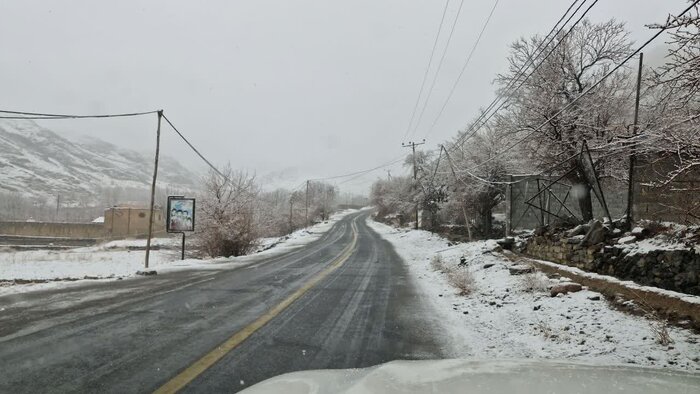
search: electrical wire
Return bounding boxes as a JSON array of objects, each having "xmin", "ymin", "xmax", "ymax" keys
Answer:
[
  {"xmin": 161, "ymin": 113, "xmax": 233, "ymax": 183},
  {"xmin": 408, "ymin": 0, "xmax": 467, "ymax": 138},
  {"xmin": 420, "ymin": 0, "xmax": 501, "ymax": 139},
  {"xmin": 0, "ymin": 109, "xmax": 159, "ymax": 119},
  {"xmin": 450, "ymin": 0, "xmax": 597, "ymax": 151},
  {"xmin": 402, "ymin": 0, "xmax": 451, "ymax": 141},
  {"xmin": 446, "ymin": 0, "xmax": 594, "ymax": 150},
  {"xmin": 461, "ymin": 0, "xmax": 700, "ymax": 174}
]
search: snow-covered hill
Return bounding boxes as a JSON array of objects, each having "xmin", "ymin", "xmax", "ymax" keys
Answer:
[{"xmin": 0, "ymin": 119, "xmax": 198, "ymax": 200}]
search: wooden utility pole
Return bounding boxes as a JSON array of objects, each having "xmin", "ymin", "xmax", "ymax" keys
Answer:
[
  {"xmin": 402, "ymin": 139, "xmax": 425, "ymax": 229},
  {"xmin": 627, "ymin": 53, "xmax": 643, "ymax": 226},
  {"xmin": 305, "ymin": 180, "xmax": 310, "ymax": 227},
  {"xmin": 289, "ymin": 198, "xmax": 294, "ymax": 232},
  {"xmin": 144, "ymin": 110, "xmax": 163, "ymax": 270}
]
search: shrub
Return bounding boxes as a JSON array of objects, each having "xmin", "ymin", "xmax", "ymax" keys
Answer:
[
  {"xmin": 520, "ymin": 272, "xmax": 550, "ymax": 293},
  {"xmin": 448, "ymin": 268, "xmax": 475, "ymax": 296},
  {"xmin": 431, "ymin": 254, "xmax": 446, "ymax": 272}
]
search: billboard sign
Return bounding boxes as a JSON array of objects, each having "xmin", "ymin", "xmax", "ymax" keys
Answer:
[{"xmin": 167, "ymin": 196, "xmax": 195, "ymax": 232}]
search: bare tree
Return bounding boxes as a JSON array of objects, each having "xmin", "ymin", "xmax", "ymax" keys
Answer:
[
  {"xmin": 370, "ymin": 176, "xmax": 415, "ymax": 225},
  {"xmin": 194, "ymin": 165, "xmax": 260, "ymax": 257},
  {"xmin": 637, "ymin": 2, "xmax": 700, "ymax": 186},
  {"xmin": 445, "ymin": 121, "xmax": 512, "ymax": 237},
  {"xmin": 496, "ymin": 19, "xmax": 634, "ymax": 221}
]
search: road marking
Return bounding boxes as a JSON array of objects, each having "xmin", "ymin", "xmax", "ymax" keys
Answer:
[{"xmin": 153, "ymin": 218, "xmax": 359, "ymax": 394}]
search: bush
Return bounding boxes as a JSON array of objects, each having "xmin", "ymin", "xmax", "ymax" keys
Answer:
[
  {"xmin": 448, "ymin": 268, "xmax": 475, "ymax": 296},
  {"xmin": 520, "ymin": 272, "xmax": 550, "ymax": 293},
  {"xmin": 431, "ymin": 254, "xmax": 446, "ymax": 272}
]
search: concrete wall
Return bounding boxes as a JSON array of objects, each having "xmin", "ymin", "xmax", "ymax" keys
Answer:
[
  {"xmin": 103, "ymin": 207, "xmax": 165, "ymax": 238},
  {"xmin": 0, "ymin": 221, "xmax": 105, "ymax": 238},
  {"xmin": 0, "ymin": 208, "xmax": 165, "ymax": 239}
]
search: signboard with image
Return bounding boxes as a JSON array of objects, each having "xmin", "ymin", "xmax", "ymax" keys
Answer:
[{"xmin": 167, "ymin": 196, "xmax": 195, "ymax": 232}]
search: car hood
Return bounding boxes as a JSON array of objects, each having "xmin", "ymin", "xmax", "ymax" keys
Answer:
[{"xmin": 241, "ymin": 359, "xmax": 700, "ymax": 394}]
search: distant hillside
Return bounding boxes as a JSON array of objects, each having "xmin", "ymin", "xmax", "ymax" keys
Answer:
[{"xmin": 0, "ymin": 119, "xmax": 199, "ymax": 202}]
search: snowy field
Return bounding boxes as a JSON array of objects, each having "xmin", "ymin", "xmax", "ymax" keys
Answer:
[
  {"xmin": 367, "ymin": 218, "xmax": 700, "ymax": 372},
  {"xmin": 0, "ymin": 209, "xmax": 360, "ymax": 296}
]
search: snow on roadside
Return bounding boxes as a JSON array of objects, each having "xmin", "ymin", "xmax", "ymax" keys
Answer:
[
  {"xmin": 367, "ymin": 217, "xmax": 700, "ymax": 372},
  {"xmin": 0, "ymin": 209, "xmax": 360, "ymax": 296}
]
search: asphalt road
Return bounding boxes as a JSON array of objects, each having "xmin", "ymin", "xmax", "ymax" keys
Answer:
[{"xmin": 0, "ymin": 211, "xmax": 444, "ymax": 393}]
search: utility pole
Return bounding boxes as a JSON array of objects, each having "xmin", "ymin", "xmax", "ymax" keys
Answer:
[
  {"xmin": 56, "ymin": 194, "xmax": 60, "ymax": 220},
  {"xmin": 627, "ymin": 52, "xmax": 643, "ymax": 227},
  {"xmin": 386, "ymin": 169, "xmax": 392, "ymax": 180},
  {"xmin": 402, "ymin": 139, "xmax": 425, "ymax": 229},
  {"xmin": 289, "ymin": 198, "xmax": 294, "ymax": 232},
  {"xmin": 305, "ymin": 180, "xmax": 310, "ymax": 227},
  {"xmin": 144, "ymin": 110, "xmax": 163, "ymax": 270}
]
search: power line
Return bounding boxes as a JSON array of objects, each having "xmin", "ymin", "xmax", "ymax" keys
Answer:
[
  {"xmin": 160, "ymin": 113, "xmax": 232, "ymax": 183},
  {"xmin": 312, "ymin": 156, "xmax": 405, "ymax": 182},
  {"xmin": 461, "ymin": 0, "xmax": 700, "ymax": 174},
  {"xmin": 402, "ymin": 0, "xmax": 451, "ymax": 141},
  {"xmin": 0, "ymin": 109, "xmax": 159, "ymax": 119},
  {"xmin": 418, "ymin": 0, "xmax": 501, "ymax": 139},
  {"xmin": 446, "ymin": 0, "xmax": 595, "ymax": 151},
  {"xmin": 409, "ymin": 0, "xmax": 467, "ymax": 138}
]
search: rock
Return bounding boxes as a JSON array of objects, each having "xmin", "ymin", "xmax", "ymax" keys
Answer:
[
  {"xmin": 483, "ymin": 263, "xmax": 495, "ymax": 269},
  {"xmin": 631, "ymin": 226, "xmax": 646, "ymax": 236},
  {"xmin": 496, "ymin": 237, "xmax": 515, "ymax": 250},
  {"xmin": 458, "ymin": 256, "xmax": 467, "ymax": 267},
  {"xmin": 508, "ymin": 264, "xmax": 534, "ymax": 275},
  {"xmin": 580, "ymin": 220, "xmax": 605, "ymax": 246},
  {"xmin": 587, "ymin": 295, "xmax": 601, "ymax": 301},
  {"xmin": 136, "ymin": 270, "xmax": 157, "ymax": 276},
  {"xmin": 617, "ymin": 235, "xmax": 636, "ymax": 244},
  {"xmin": 566, "ymin": 235, "xmax": 585, "ymax": 244},
  {"xmin": 550, "ymin": 282, "xmax": 582, "ymax": 297},
  {"xmin": 566, "ymin": 224, "xmax": 590, "ymax": 237},
  {"xmin": 533, "ymin": 305, "xmax": 541, "ymax": 311}
]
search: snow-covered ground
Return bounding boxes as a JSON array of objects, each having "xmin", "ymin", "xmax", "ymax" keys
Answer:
[
  {"xmin": 367, "ymin": 217, "xmax": 700, "ymax": 372},
  {"xmin": 0, "ymin": 209, "xmax": 360, "ymax": 296}
]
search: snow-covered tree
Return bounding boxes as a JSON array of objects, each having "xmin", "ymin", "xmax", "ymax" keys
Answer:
[
  {"xmin": 496, "ymin": 19, "xmax": 634, "ymax": 220},
  {"xmin": 194, "ymin": 165, "xmax": 259, "ymax": 257},
  {"xmin": 637, "ymin": 2, "xmax": 700, "ymax": 186}
]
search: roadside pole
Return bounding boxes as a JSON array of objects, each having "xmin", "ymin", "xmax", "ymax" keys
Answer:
[
  {"xmin": 144, "ymin": 110, "xmax": 163, "ymax": 270},
  {"xmin": 402, "ymin": 139, "xmax": 425, "ymax": 229},
  {"xmin": 305, "ymin": 180, "xmax": 309, "ymax": 227},
  {"xmin": 626, "ymin": 53, "xmax": 643, "ymax": 227}
]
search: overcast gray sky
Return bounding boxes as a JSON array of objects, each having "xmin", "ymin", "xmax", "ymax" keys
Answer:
[{"xmin": 0, "ymin": 0, "xmax": 677, "ymax": 193}]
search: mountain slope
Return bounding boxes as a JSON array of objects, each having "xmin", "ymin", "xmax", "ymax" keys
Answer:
[{"xmin": 0, "ymin": 119, "xmax": 198, "ymax": 200}]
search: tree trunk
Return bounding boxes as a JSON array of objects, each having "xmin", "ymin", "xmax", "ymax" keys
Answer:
[{"xmin": 481, "ymin": 209, "xmax": 493, "ymax": 236}]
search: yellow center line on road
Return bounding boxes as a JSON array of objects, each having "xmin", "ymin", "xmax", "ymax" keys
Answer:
[{"xmin": 153, "ymin": 218, "xmax": 359, "ymax": 394}]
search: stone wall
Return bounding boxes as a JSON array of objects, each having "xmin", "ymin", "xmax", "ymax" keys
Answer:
[
  {"xmin": 525, "ymin": 236, "xmax": 700, "ymax": 296},
  {"xmin": 0, "ymin": 221, "xmax": 105, "ymax": 238}
]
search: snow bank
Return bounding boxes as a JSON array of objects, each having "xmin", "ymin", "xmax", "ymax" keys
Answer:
[{"xmin": 367, "ymin": 218, "xmax": 700, "ymax": 372}]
